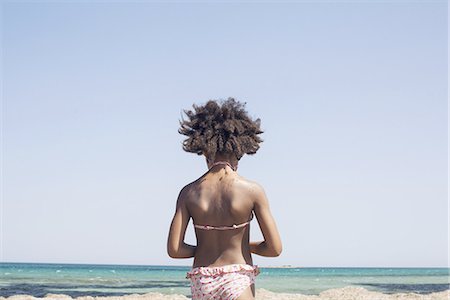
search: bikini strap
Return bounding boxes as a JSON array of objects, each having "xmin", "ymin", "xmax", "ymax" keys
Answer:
[
  {"xmin": 209, "ymin": 161, "xmax": 236, "ymax": 171},
  {"xmin": 194, "ymin": 211, "xmax": 254, "ymax": 231}
]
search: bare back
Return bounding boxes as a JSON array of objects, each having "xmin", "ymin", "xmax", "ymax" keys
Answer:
[{"xmin": 184, "ymin": 166, "xmax": 255, "ymax": 267}]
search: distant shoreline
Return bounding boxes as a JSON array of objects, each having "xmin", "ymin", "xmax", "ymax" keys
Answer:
[{"xmin": 2, "ymin": 262, "xmax": 448, "ymax": 269}]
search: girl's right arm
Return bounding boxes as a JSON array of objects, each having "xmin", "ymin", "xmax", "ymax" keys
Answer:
[{"xmin": 250, "ymin": 183, "xmax": 282, "ymax": 257}]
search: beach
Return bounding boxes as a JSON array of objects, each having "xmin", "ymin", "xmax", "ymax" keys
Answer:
[
  {"xmin": 1, "ymin": 263, "xmax": 449, "ymax": 300},
  {"xmin": 1, "ymin": 287, "xmax": 449, "ymax": 300}
]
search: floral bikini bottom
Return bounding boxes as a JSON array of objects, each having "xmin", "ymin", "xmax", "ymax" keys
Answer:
[{"xmin": 186, "ymin": 264, "xmax": 260, "ymax": 300}]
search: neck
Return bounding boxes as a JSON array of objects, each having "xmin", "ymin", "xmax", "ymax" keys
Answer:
[
  {"xmin": 207, "ymin": 153, "xmax": 238, "ymax": 171},
  {"xmin": 209, "ymin": 160, "xmax": 236, "ymax": 171}
]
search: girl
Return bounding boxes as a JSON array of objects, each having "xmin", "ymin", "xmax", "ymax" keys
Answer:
[{"xmin": 167, "ymin": 98, "xmax": 282, "ymax": 300}]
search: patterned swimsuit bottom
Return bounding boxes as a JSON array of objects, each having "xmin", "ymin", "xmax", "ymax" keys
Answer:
[{"xmin": 186, "ymin": 264, "xmax": 260, "ymax": 300}]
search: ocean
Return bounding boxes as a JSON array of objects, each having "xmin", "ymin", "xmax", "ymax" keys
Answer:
[{"xmin": 0, "ymin": 263, "xmax": 449, "ymax": 298}]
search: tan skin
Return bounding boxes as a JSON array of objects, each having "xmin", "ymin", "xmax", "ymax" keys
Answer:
[{"xmin": 167, "ymin": 152, "xmax": 282, "ymax": 300}]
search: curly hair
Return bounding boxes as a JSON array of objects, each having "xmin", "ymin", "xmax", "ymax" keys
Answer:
[{"xmin": 178, "ymin": 97, "xmax": 263, "ymax": 160}]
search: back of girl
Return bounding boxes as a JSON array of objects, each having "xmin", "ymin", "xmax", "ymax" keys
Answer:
[
  {"xmin": 167, "ymin": 98, "xmax": 282, "ymax": 300},
  {"xmin": 185, "ymin": 161, "xmax": 256, "ymax": 267}
]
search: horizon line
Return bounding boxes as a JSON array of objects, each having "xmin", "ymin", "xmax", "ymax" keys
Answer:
[{"xmin": 1, "ymin": 261, "xmax": 449, "ymax": 269}]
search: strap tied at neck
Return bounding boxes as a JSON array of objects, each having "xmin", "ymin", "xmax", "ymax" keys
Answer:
[{"xmin": 209, "ymin": 161, "xmax": 236, "ymax": 171}]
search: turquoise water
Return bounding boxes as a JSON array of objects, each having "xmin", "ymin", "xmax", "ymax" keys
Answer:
[{"xmin": 0, "ymin": 263, "xmax": 448, "ymax": 298}]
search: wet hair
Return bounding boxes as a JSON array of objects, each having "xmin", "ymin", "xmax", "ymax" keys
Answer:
[{"xmin": 178, "ymin": 97, "xmax": 263, "ymax": 160}]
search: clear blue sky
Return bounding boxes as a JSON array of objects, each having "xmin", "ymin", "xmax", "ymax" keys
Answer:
[{"xmin": 1, "ymin": 0, "xmax": 448, "ymax": 267}]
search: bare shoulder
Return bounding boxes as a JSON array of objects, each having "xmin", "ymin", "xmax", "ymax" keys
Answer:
[
  {"xmin": 235, "ymin": 175, "xmax": 266, "ymax": 202},
  {"xmin": 177, "ymin": 181, "xmax": 197, "ymax": 204}
]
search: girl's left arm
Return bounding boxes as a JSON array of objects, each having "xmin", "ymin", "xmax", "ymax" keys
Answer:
[{"xmin": 167, "ymin": 187, "xmax": 196, "ymax": 258}]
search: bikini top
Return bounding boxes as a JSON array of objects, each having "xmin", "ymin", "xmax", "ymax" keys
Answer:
[
  {"xmin": 193, "ymin": 161, "xmax": 253, "ymax": 231},
  {"xmin": 194, "ymin": 212, "xmax": 254, "ymax": 231}
]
